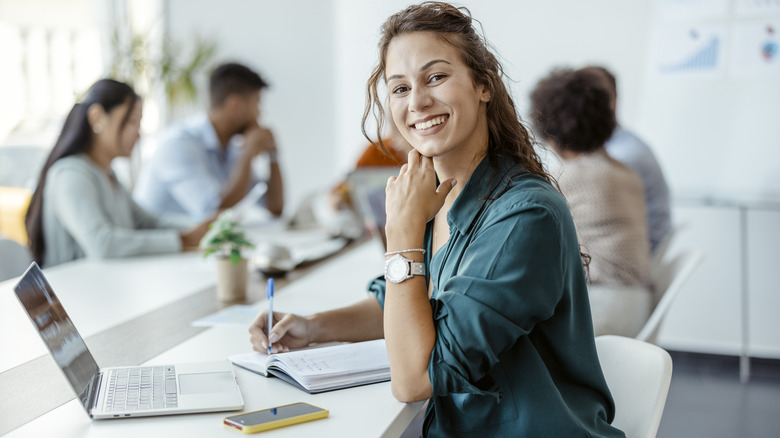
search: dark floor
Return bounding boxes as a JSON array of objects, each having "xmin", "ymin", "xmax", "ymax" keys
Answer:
[{"xmin": 657, "ymin": 352, "xmax": 780, "ymax": 438}]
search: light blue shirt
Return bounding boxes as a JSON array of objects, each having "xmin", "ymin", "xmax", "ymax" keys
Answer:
[
  {"xmin": 605, "ymin": 126, "xmax": 672, "ymax": 252},
  {"xmin": 134, "ymin": 114, "xmax": 257, "ymax": 220}
]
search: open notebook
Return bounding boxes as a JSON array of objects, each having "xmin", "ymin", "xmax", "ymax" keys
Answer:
[{"xmin": 229, "ymin": 340, "xmax": 390, "ymax": 394}]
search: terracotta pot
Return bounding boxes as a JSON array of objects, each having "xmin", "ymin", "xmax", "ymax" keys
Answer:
[{"xmin": 215, "ymin": 257, "xmax": 248, "ymax": 303}]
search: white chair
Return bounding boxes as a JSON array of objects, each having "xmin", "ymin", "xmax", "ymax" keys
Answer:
[
  {"xmin": 0, "ymin": 237, "xmax": 33, "ymax": 282},
  {"xmin": 650, "ymin": 222, "xmax": 686, "ymax": 272},
  {"xmin": 596, "ymin": 335, "xmax": 673, "ymax": 438},
  {"xmin": 636, "ymin": 248, "xmax": 705, "ymax": 344}
]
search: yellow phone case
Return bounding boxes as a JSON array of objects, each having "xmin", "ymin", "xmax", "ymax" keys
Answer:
[{"xmin": 224, "ymin": 403, "xmax": 329, "ymax": 434}]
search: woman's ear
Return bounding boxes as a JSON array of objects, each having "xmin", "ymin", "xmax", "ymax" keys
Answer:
[
  {"xmin": 86, "ymin": 103, "xmax": 107, "ymax": 134},
  {"xmin": 480, "ymin": 88, "xmax": 492, "ymax": 103}
]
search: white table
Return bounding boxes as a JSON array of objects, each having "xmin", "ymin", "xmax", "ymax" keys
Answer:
[
  {"xmin": 6, "ymin": 326, "xmax": 423, "ymax": 438},
  {"xmin": 0, "ymin": 252, "xmax": 216, "ymax": 373},
  {"xmin": 1, "ymin": 236, "xmax": 425, "ymax": 437}
]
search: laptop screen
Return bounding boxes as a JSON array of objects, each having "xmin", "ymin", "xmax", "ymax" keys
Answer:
[
  {"xmin": 13, "ymin": 263, "xmax": 100, "ymax": 412},
  {"xmin": 346, "ymin": 167, "xmax": 399, "ymax": 250}
]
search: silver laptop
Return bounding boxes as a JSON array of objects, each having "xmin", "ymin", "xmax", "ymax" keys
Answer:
[{"xmin": 13, "ymin": 262, "xmax": 244, "ymax": 419}]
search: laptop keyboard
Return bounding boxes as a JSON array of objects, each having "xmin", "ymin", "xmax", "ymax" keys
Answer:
[{"xmin": 105, "ymin": 366, "xmax": 178, "ymax": 412}]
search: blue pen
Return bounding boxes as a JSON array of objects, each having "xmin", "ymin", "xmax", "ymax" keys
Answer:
[{"xmin": 266, "ymin": 278, "xmax": 274, "ymax": 354}]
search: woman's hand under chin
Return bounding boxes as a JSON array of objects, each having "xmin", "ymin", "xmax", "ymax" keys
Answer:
[{"xmin": 384, "ymin": 150, "xmax": 455, "ymax": 244}]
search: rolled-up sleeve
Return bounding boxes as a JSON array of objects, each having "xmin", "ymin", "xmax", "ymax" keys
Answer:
[
  {"xmin": 428, "ymin": 202, "xmax": 565, "ymax": 398},
  {"xmin": 366, "ymin": 275, "xmax": 387, "ymax": 309}
]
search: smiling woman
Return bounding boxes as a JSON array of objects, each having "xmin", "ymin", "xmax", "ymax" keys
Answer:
[
  {"xmin": 248, "ymin": 2, "xmax": 626, "ymax": 437},
  {"xmin": 385, "ymin": 32, "xmax": 489, "ymax": 168}
]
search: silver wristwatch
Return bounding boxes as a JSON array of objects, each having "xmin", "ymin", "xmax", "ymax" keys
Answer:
[{"xmin": 384, "ymin": 254, "xmax": 426, "ymax": 284}]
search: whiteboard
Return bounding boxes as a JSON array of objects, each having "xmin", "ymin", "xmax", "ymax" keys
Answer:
[{"xmin": 637, "ymin": 0, "xmax": 780, "ymax": 199}]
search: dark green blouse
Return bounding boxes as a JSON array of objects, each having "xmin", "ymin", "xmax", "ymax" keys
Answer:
[{"xmin": 369, "ymin": 157, "xmax": 625, "ymax": 437}]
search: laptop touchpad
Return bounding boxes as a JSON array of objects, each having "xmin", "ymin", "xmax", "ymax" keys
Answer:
[{"xmin": 179, "ymin": 372, "xmax": 235, "ymax": 394}]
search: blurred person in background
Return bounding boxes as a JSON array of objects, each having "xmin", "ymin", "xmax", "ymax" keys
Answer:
[
  {"xmin": 25, "ymin": 79, "xmax": 209, "ymax": 267},
  {"xmin": 582, "ymin": 65, "xmax": 672, "ymax": 253},
  {"xmin": 531, "ymin": 67, "xmax": 652, "ymax": 337},
  {"xmin": 134, "ymin": 62, "xmax": 284, "ymax": 220}
]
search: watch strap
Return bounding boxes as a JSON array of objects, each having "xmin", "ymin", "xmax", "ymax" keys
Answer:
[{"xmin": 410, "ymin": 262, "xmax": 426, "ymax": 276}]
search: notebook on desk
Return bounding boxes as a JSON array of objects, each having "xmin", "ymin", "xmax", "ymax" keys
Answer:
[
  {"xmin": 229, "ymin": 339, "xmax": 390, "ymax": 394},
  {"xmin": 12, "ymin": 262, "xmax": 244, "ymax": 419}
]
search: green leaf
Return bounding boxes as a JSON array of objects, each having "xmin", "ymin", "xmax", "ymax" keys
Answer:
[{"xmin": 229, "ymin": 249, "xmax": 242, "ymax": 265}]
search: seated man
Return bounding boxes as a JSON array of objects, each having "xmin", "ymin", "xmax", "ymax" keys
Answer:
[
  {"xmin": 531, "ymin": 67, "xmax": 652, "ymax": 337},
  {"xmin": 581, "ymin": 65, "xmax": 672, "ymax": 253},
  {"xmin": 135, "ymin": 62, "xmax": 284, "ymax": 220}
]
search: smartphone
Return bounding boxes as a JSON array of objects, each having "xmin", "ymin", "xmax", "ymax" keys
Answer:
[{"xmin": 223, "ymin": 402, "xmax": 329, "ymax": 433}]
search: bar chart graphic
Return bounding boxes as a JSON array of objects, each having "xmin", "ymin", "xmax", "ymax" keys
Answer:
[
  {"xmin": 661, "ymin": 36, "xmax": 720, "ymax": 72},
  {"xmin": 653, "ymin": 26, "xmax": 726, "ymax": 76}
]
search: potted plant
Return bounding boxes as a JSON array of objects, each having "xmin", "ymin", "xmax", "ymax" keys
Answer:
[{"xmin": 200, "ymin": 210, "xmax": 254, "ymax": 303}]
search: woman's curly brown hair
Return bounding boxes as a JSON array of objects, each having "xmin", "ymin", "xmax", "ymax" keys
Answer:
[{"xmin": 362, "ymin": 1, "xmax": 550, "ymax": 183}]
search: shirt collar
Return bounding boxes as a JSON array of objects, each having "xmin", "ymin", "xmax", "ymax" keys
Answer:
[
  {"xmin": 448, "ymin": 155, "xmax": 525, "ymax": 234},
  {"xmin": 191, "ymin": 113, "xmax": 221, "ymax": 152}
]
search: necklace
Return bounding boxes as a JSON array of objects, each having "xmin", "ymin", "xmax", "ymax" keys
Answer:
[{"xmin": 432, "ymin": 215, "xmax": 448, "ymax": 255}]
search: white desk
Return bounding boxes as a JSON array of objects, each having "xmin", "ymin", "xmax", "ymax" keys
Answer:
[
  {"xmin": 7, "ymin": 327, "xmax": 423, "ymax": 438},
  {"xmin": 0, "ymin": 225, "xmax": 346, "ymax": 373},
  {"xmin": 2, "ymin": 237, "xmax": 424, "ymax": 437},
  {"xmin": 0, "ymin": 252, "xmax": 215, "ymax": 373}
]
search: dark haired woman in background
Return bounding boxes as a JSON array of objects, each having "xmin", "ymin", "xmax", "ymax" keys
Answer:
[
  {"xmin": 25, "ymin": 79, "xmax": 209, "ymax": 267},
  {"xmin": 249, "ymin": 3, "xmax": 624, "ymax": 436},
  {"xmin": 530, "ymin": 68, "xmax": 652, "ymax": 337}
]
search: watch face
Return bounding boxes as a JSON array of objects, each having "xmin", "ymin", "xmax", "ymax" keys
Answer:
[{"xmin": 386, "ymin": 255, "xmax": 409, "ymax": 283}]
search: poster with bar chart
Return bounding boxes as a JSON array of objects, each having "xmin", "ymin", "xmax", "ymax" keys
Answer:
[
  {"xmin": 730, "ymin": 21, "xmax": 780, "ymax": 76},
  {"xmin": 653, "ymin": 25, "xmax": 726, "ymax": 77}
]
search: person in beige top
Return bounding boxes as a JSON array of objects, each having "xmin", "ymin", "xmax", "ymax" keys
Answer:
[{"xmin": 530, "ymin": 68, "xmax": 652, "ymax": 337}]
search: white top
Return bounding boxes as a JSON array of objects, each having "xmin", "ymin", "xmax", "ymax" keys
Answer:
[{"xmin": 42, "ymin": 155, "xmax": 189, "ymax": 267}]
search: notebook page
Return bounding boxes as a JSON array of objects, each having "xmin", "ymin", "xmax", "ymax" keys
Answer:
[
  {"xmin": 269, "ymin": 339, "xmax": 390, "ymax": 377},
  {"xmin": 229, "ymin": 351, "xmax": 272, "ymax": 377}
]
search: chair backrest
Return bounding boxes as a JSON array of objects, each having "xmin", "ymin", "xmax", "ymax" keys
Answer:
[
  {"xmin": 650, "ymin": 222, "xmax": 687, "ymax": 271},
  {"xmin": 0, "ymin": 237, "xmax": 33, "ymax": 282},
  {"xmin": 596, "ymin": 335, "xmax": 673, "ymax": 438},
  {"xmin": 636, "ymin": 248, "xmax": 705, "ymax": 344}
]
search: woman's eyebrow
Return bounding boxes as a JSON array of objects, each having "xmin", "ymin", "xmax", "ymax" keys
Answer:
[{"xmin": 387, "ymin": 59, "xmax": 452, "ymax": 81}]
